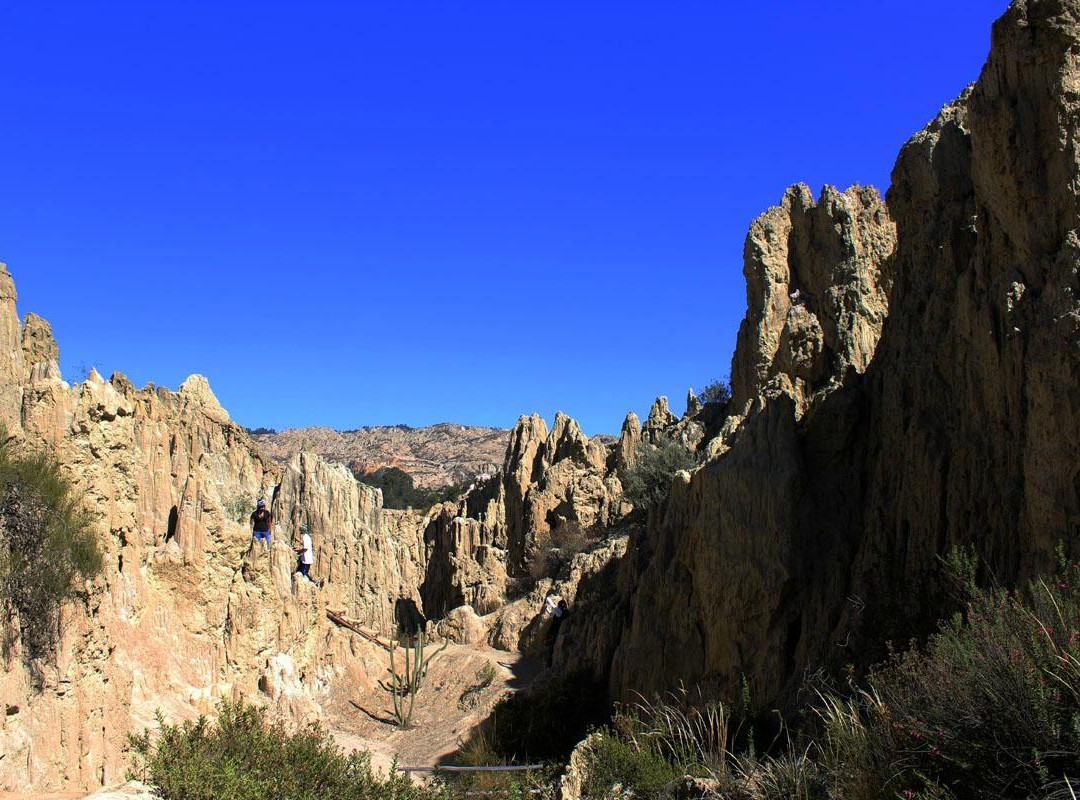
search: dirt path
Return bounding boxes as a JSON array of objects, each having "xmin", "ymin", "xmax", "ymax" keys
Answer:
[{"xmin": 325, "ymin": 640, "xmax": 543, "ymax": 775}]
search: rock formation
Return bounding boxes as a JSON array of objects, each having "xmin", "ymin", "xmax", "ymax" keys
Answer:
[
  {"xmin": 5, "ymin": 0, "xmax": 1080, "ymax": 792},
  {"xmin": 0, "ymin": 269, "xmax": 435, "ymax": 793},
  {"xmin": 728, "ymin": 184, "xmax": 895, "ymax": 422},
  {"xmin": 252, "ymin": 423, "xmax": 507, "ymax": 489},
  {"xmin": 597, "ymin": 0, "xmax": 1080, "ymax": 711},
  {"xmin": 420, "ymin": 411, "xmax": 625, "ymax": 620}
]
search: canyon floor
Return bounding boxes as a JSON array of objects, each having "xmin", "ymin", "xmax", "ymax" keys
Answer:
[
  {"xmin": 325, "ymin": 641, "xmax": 543, "ymax": 776},
  {"xmin": 0, "ymin": 641, "xmax": 543, "ymax": 800}
]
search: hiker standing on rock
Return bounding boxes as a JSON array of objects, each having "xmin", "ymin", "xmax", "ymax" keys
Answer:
[
  {"xmin": 250, "ymin": 498, "xmax": 272, "ymax": 551},
  {"xmin": 294, "ymin": 528, "xmax": 318, "ymax": 585}
]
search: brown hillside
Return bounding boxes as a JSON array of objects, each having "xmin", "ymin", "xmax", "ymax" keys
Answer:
[{"xmin": 252, "ymin": 423, "xmax": 508, "ymax": 487}]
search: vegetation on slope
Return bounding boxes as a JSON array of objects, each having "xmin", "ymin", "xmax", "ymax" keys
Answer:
[
  {"xmin": 355, "ymin": 465, "xmax": 468, "ymax": 511},
  {"xmin": 130, "ymin": 699, "xmax": 561, "ymax": 800},
  {"xmin": 129, "ymin": 701, "xmax": 439, "ymax": 800},
  {"xmin": 569, "ymin": 551, "xmax": 1080, "ymax": 799},
  {"xmin": 620, "ymin": 438, "xmax": 697, "ymax": 514},
  {"xmin": 0, "ymin": 432, "xmax": 102, "ymax": 663},
  {"xmin": 698, "ymin": 378, "xmax": 732, "ymax": 407},
  {"xmin": 129, "ymin": 552, "xmax": 1080, "ymax": 799}
]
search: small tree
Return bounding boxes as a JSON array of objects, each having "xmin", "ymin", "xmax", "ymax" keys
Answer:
[
  {"xmin": 222, "ymin": 491, "xmax": 253, "ymax": 523},
  {"xmin": 698, "ymin": 379, "xmax": 731, "ymax": 406},
  {"xmin": 0, "ymin": 434, "xmax": 102, "ymax": 664},
  {"xmin": 620, "ymin": 439, "xmax": 696, "ymax": 514}
]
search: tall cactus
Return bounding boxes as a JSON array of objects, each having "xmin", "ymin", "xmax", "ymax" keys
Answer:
[{"xmin": 383, "ymin": 630, "xmax": 449, "ymax": 729}]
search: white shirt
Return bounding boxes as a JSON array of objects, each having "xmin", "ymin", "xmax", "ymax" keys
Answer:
[{"xmin": 301, "ymin": 533, "xmax": 313, "ymax": 565}]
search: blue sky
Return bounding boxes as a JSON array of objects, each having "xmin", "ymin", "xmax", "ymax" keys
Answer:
[{"xmin": 0, "ymin": 1, "xmax": 1004, "ymax": 435}]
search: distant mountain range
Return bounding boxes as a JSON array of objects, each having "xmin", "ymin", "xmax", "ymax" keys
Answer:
[{"xmin": 249, "ymin": 423, "xmax": 509, "ymax": 488}]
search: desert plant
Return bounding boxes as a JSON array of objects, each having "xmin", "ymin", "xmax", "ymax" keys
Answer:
[
  {"xmin": 355, "ymin": 466, "xmax": 468, "ymax": 511},
  {"xmin": 698, "ymin": 379, "xmax": 731, "ymax": 406},
  {"xmin": 459, "ymin": 660, "xmax": 499, "ymax": 710},
  {"xmin": 550, "ymin": 519, "xmax": 597, "ymax": 560},
  {"xmin": 734, "ymin": 748, "xmax": 825, "ymax": 800},
  {"xmin": 566, "ymin": 555, "xmax": 1080, "ymax": 800},
  {"xmin": 0, "ymin": 433, "xmax": 102, "ymax": 664},
  {"xmin": 477, "ymin": 660, "xmax": 497, "ymax": 687},
  {"xmin": 529, "ymin": 520, "xmax": 601, "ymax": 582},
  {"xmin": 128, "ymin": 700, "xmax": 439, "ymax": 800},
  {"xmin": 581, "ymin": 732, "xmax": 682, "ymax": 798},
  {"xmin": 619, "ymin": 438, "xmax": 696, "ymax": 514},
  {"xmin": 577, "ymin": 689, "xmax": 731, "ymax": 798},
  {"xmin": 222, "ymin": 491, "xmax": 253, "ymax": 524},
  {"xmin": 620, "ymin": 687, "xmax": 731, "ymax": 772},
  {"xmin": 382, "ymin": 630, "xmax": 449, "ymax": 729},
  {"xmin": 797, "ymin": 551, "xmax": 1080, "ymax": 800}
]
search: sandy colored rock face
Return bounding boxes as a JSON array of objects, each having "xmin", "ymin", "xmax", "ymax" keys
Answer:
[
  {"xmin": 1, "ymin": 370, "xmax": 279, "ymax": 790},
  {"xmin": 729, "ymin": 183, "xmax": 896, "ymax": 421},
  {"xmin": 7, "ymin": 0, "xmax": 1080, "ymax": 791},
  {"xmin": 0, "ymin": 289, "xmax": 438, "ymax": 793},
  {"xmin": 420, "ymin": 410, "xmax": 626, "ymax": 621}
]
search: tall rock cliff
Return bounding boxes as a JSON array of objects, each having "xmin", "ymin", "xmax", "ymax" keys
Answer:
[
  {"xmin": 0, "ymin": 267, "xmax": 428, "ymax": 793},
  {"xmin": 600, "ymin": 0, "xmax": 1080, "ymax": 710}
]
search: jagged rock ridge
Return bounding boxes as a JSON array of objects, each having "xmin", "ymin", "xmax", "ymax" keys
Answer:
[
  {"xmin": 599, "ymin": 0, "xmax": 1080, "ymax": 709},
  {"xmin": 252, "ymin": 424, "xmax": 507, "ymax": 488},
  {"xmin": 0, "ymin": 276, "xmax": 442, "ymax": 792}
]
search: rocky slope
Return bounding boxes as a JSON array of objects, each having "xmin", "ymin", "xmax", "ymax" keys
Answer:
[
  {"xmin": 252, "ymin": 424, "xmax": 507, "ymax": 488},
  {"xmin": 0, "ymin": 273, "xmax": 443, "ymax": 792}
]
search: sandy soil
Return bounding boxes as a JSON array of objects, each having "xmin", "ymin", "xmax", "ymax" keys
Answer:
[{"xmin": 326, "ymin": 640, "xmax": 543, "ymax": 775}]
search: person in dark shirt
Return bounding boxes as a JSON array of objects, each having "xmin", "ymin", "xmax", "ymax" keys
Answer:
[{"xmin": 250, "ymin": 498, "xmax": 272, "ymax": 551}]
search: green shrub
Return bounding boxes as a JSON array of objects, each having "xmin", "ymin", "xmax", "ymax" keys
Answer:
[
  {"xmin": 802, "ymin": 553, "xmax": 1080, "ymax": 800},
  {"xmin": 581, "ymin": 732, "xmax": 681, "ymax": 798},
  {"xmin": 355, "ymin": 466, "xmax": 467, "ymax": 511},
  {"xmin": 866, "ymin": 564, "xmax": 1080, "ymax": 798},
  {"xmin": 616, "ymin": 688, "xmax": 730, "ymax": 774},
  {"xmin": 0, "ymin": 434, "xmax": 102, "ymax": 663},
  {"xmin": 619, "ymin": 439, "xmax": 696, "ymax": 514},
  {"xmin": 529, "ymin": 520, "xmax": 602, "ymax": 582},
  {"xmin": 459, "ymin": 661, "xmax": 499, "ymax": 712},
  {"xmin": 476, "ymin": 660, "xmax": 498, "ymax": 687},
  {"xmin": 733, "ymin": 750, "xmax": 824, "ymax": 800},
  {"xmin": 577, "ymin": 688, "xmax": 732, "ymax": 798},
  {"xmin": 567, "ymin": 556, "xmax": 1080, "ymax": 800},
  {"xmin": 129, "ymin": 700, "xmax": 443, "ymax": 800},
  {"xmin": 698, "ymin": 379, "xmax": 731, "ymax": 406},
  {"xmin": 441, "ymin": 732, "xmax": 559, "ymax": 800},
  {"xmin": 223, "ymin": 492, "xmax": 254, "ymax": 523}
]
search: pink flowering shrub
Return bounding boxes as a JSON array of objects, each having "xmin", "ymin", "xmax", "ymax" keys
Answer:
[{"xmin": 815, "ymin": 549, "xmax": 1080, "ymax": 799}]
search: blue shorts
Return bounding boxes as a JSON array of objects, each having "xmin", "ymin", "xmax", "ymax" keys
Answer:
[{"xmin": 253, "ymin": 530, "xmax": 270, "ymax": 542}]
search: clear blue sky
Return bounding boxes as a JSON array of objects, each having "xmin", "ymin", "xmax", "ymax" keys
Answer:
[{"xmin": 0, "ymin": 1, "xmax": 1004, "ymax": 435}]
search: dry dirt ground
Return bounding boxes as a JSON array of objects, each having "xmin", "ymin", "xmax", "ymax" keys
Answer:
[
  {"xmin": 0, "ymin": 638, "xmax": 543, "ymax": 799},
  {"xmin": 326, "ymin": 640, "xmax": 543, "ymax": 776}
]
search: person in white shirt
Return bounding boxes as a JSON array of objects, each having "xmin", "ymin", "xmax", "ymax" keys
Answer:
[{"xmin": 294, "ymin": 530, "xmax": 318, "ymax": 585}]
